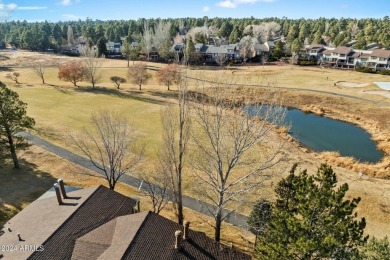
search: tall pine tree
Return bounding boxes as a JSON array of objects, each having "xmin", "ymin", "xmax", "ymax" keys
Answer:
[{"xmin": 256, "ymin": 164, "xmax": 367, "ymax": 259}]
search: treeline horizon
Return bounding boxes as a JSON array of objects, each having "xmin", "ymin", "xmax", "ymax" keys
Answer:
[{"xmin": 0, "ymin": 16, "xmax": 389, "ymax": 51}]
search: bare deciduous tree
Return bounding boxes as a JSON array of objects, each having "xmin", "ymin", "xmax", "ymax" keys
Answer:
[
  {"xmin": 31, "ymin": 61, "xmax": 47, "ymax": 84},
  {"xmin": 142, "ymin": 21, "xmax": 153, "ymax": 60},
  {"xmin": 69, "ymin": 110, "xmax": 145, "ymax": 190},
  {"xmin": 67, "ymin": 25, "xmax": 74, "ymax": 45},
  {"xmin": 244, "ymin": 22, "xmax": 281, "ymax": 43},
  {"xmin": 158, "ymin": 74, "xmax": 191, "ymax": 224},
  {"xmin": 157, "ymin": 64, "xmax": 180, "ymax": 91},
  {"xmin": 58, "ymin": 61, "xmax": 86, "ymax": 86},
  {"xmin": 153, "ymin": 20, "xmax": 171, "ymax": 55},
  {"xmin": 140, "ymin": 166, "xmax": 172, "ymax": 215},
  {"xmin": 128, "ymin": 62, "xmax": 151, "ymax": 90},
  {"xmin": 81, "ymin": 46, "xmax": 102, "ymax": 88},
  {"xmin": 5, "ymin": 72, "xmax": 20, "ymax": 84},
  {"xmin": 239, "ymin": 36, "xmax": 255, "ymax": 63},
  {"xmin": 215, "ymin": 54, "xmax": 227, "ymax": 67},
  {"xmin": 190, "ymin": 82, "xmax": 286, "ymax": 242}
]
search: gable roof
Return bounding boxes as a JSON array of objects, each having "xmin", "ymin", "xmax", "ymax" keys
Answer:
[
  {"xmin": 332, "ymin": 46, "xmax": 353, "ymax": 55},
  {"xmin": 0, "ymin": 185, "xmax": 137, "ymax": 259},
  {"xmin": 72, "ymin": 212, "xmax": 148, "ymax": 259},
  {"xmin": 71, "ymin": 211, "xmax": 250, "ymax": 259},
  {"xmin": 370, "ymin": 49, "xmax": 390, "ymax": 59},
  {"xmin": 307, "ymin": 44, "xmax": 324, "ymax": 50},
  {"xmin": 122, "ymin": 212, "xmax": 251, "ymax": 260}
]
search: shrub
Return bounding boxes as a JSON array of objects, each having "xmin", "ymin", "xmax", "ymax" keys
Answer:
[
  {"xmin": 380, "ymin": 70, "xmax": 390, "ymax": 76},
  {"xmin": 355, "ymin": 66, "xmax": 376, "ymax": 74},
  {"xmin": 297, "ymin": 60, "xmax": 318, "ymax": 66}
]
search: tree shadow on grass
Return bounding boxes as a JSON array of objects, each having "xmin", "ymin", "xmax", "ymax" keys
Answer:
[
  {"xmin": 147, "ymin": 90, "xmax": 178, "ymax": 100},
  {"xmin": 74, "ymin": 86, "xmax": 168, "ymax": 105},
  {"xmin": 0, "ymin": 159, "xmax": 57, "ymax": 225},
  {"xmin": 47, "ymin": 84, "xmax": 72, "ymax": 94}
]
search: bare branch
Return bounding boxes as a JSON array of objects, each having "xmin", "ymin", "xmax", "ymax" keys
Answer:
[{"xmin": 68, "ymin": 110, "xmax": 145, "ymax": 190}]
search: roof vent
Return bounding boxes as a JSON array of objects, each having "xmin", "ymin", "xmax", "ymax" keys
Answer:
[
  {"xmin": 175, "ymin": 230, "xmax": 182, "ymax": 250},
  {"xmin": 54, "ymin": 183, "xmax": 63, "ymax": 205},
  {"xmin": 183, "ymin": 221, "xmax": 190, "ymax": 240},
  {"xmin": 57, "ymin": 179, "xmax": 68, "ymax": 199}
]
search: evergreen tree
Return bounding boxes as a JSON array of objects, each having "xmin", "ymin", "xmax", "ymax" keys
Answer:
[
  {"xmin": 97, "ymin": 37, "xmax": 107, "ymax": 57},
  {"xmin": 185, "ymin": 38, "xmax": 196, "ymax": 64},
  {"xmin": 256, "ymin": 164, "xmax": 367, "ymax": 259},
  {"xmin": 229, "ymin": 26, "xmax": 239, "ymax": 43},
  {"xmin": 0, "ymin": 82, "xmax": 35, "ymax": 168}
]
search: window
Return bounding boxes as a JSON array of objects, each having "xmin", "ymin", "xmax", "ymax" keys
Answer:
[{"xmin": 371, "ymin": 56, "xmax": 378, "ymax": 60}]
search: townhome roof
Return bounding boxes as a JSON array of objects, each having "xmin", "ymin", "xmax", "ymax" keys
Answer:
[
  {"xmin": 0, "ymin": 185, "xmax": 137, "ymax": 259},
  {"xmin": 322, "ymin": 49, "xmax": 333, "ymax": 55},
  {"xmin": 307, "ymin": 44, "xmax": 324, "ymax": 50},
  {"xmin": 371, "ymin": 49, "xmax": 390, "ymax": 59},
  {"xmin": 1, "ymin": 185, "xmax": 250, "ymax": 260},
  {"xmin": 122, "ymin": 212, "xmax": 251, "ymax": 260},
  {"xmin": 254, "ymin": 43, "xmax": 269, "ymax": 52},
  {"xmin": 332, "ymin": 46, "xmax": 353, "ymax": 55}
]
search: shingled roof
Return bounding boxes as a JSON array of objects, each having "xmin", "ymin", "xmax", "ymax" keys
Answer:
[
  {"xmin": 0, "ymin": 185, "xmax": 137, "ymax": 259},
  {"xmin": 128, "ymin": 212, "xmax": 251, "ymax": 259},
  {"xmin": 332, "ymin": 46, "xmax": 353, "ymax": 55},
  {"xmin": 370, "ymin": 49, "xmax": 390, "ymax": 59},
  {"xmin": 1, "ymin": 187, "xmax": 250, "ymax": 260}
]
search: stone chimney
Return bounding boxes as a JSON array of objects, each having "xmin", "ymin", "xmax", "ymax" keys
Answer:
[
  {"xmin": 174, "ymin": 230, "xmax": 182, "ymax": 250},
  {"xmin": 183, "ymin": 221, "xmax": 190, "ymax": 240},
  {"xmin": 57, "ymin": 179, "xmax": 68, "ymax": 199},
  {"xmin": 54, "ymin": 184, "xmax": 63, "ymax": 205}
]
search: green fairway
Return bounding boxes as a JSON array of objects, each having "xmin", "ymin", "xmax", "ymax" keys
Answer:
[{"xmin": 13, "ymin": 84, "xmax": 168, "ymax": 159}]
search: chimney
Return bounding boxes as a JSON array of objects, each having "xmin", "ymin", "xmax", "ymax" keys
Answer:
[
  {"xmin": 174, "ymin": 230, "xmax": 182, "ymax": 250},
  {"xmin": 57, "ymin": 179, "xmax": 68, "ymax": 199},
  {"xmin": 54, "ymin": 184, "xmax": 63, "ymax": 205},
  {"xmin": 183, "ymin": 221, "xmax": 190, "ymax": 240}
]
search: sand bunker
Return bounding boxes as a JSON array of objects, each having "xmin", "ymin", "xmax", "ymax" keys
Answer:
[
  {"xmin": 362, "ymin": 90, "xmax": 390, "ymax": 98},
  {"xmin": 374, "ymin": 82, "xmax": 390, "ymax": 90},
  {"xmin": 336, "ymin": 81, "xmax": 370, "ymax": 88}
]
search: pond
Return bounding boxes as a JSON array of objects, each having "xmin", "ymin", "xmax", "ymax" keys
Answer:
[{"xmin": 247, "ymin": 106, "xmax": 384, "ymax": 163}]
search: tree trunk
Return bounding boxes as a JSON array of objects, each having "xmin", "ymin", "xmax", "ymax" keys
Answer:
[
  {"xmin": 127, "ymin": 58, "xmax": 130, "ymax": 67},
  {"xmin": 215, "ymin": 210, "xmax": 222, "ymax": 242},
  {"xmin": 5, "ymin": 125, "xmax": 19, "ymax": 168},
  {"xmin": 139, "ymin": 85, "xmax": 141, "ymax": 91},
  {"xmin": 177, "ymin": 181, "xmax": 183, "ymax": 225}
]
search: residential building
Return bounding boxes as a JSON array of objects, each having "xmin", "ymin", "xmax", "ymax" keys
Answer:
[
  {"xmin": 307, "ymin": 44, "xmax": 390, "ymax": 71},
  {"xmin": 0, "ymin": 181, "xmax": 250, "ymax": 260},
  {"xmin": 302, "ymin": 44, "xmax": 325, "ymax": 61},
  {"xmin": 106, "ymin": 41, "xmax": 121, "ymax": 54},
  {"xmin": 366, "ymin": 49, "xmax": 390, "ymax": 70}
]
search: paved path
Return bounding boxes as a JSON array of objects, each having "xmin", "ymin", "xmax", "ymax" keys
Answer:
[{"xmin": 19, "ymin": 132, "xmax": 249, "ymax": 228}]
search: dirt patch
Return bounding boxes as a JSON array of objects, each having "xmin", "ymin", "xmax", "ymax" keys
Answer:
[
  {"xmin": 336, "ymin": 81, "xmax": 370, "ymax": 88},
  {"xmin": 363, "ymin": 90, "xmax": 390, "ymax": 99}
]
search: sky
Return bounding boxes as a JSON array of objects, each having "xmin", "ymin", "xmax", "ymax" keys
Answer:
[{"xmin": 0, "ymin": 0, "xmax": 389, "ymax": 22}]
